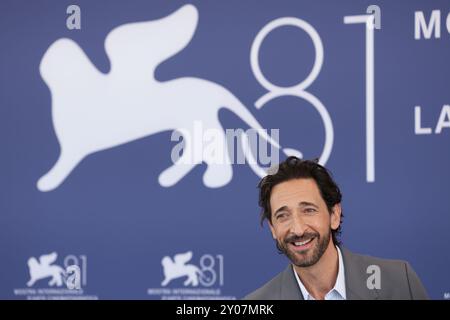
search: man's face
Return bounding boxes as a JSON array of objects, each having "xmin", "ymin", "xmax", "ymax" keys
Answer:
[{"xmin": 268, "ymin": 178, "xmax": 341, "ymax": 268}]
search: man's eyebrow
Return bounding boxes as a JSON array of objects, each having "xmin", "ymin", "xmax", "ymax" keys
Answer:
[
  {"xmin": 299, "ymin": 201, "xmax": 319, "ymax": 208},
  {"xmin": 273, "ymin": 202, "xmax": 318, "ymax": 215}
]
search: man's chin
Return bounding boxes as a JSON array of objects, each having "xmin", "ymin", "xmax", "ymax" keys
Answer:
[
  {"xmin": 285, "ymin": 242, "xmax": 321, "ymax": 267},
  {"xmin": 289, "ymin": 252, "xmax": 317, "ymax": 268}
]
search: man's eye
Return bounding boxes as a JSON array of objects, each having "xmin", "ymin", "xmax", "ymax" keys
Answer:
[
  {"xmin": 304, "ymin": 208, "xmax": 317, "ymax": 214},
  {"xmin": 276, "ymin": 213, "xmax": 287, "ymax": 219}
]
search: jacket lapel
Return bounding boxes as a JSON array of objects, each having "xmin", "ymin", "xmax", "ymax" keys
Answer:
[{"xmin": 280, "ymin": 265, "xmax": 304, "ymax": 300}]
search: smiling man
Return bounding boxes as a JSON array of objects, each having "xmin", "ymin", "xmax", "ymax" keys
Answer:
[{"xmin": 244, "ymin": 156, "xmax": 428, "ymax": 300}]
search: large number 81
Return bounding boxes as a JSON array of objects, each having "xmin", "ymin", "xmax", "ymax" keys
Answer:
[{"xmin": 251, "ymin": 13, "xmax": 376, "ymax": 182}]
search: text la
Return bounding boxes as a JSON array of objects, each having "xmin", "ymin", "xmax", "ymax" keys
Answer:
[{"xmin": 415, "ymin": 105, "xmax": 450, "ymax": 135}]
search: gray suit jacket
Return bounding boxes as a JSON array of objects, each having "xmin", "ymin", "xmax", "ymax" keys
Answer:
[{"xmin": 244, "ymin": 247, "xmax": 428, "ymax": 300}]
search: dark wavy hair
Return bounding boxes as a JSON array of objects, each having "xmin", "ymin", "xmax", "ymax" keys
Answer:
[{"xmin": 258, "ymin": 156, "xmax": 343, "ymax": 245}]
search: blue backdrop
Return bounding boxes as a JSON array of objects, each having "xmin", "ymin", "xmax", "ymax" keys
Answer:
[{"xmin": 1, "ymin": 0, "xmax": 449, "ymax": 299}]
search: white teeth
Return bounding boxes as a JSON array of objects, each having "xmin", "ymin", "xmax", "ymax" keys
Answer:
[{"xmin": 294, "ymin": 238, "xmax": 313, "ymax": 246}]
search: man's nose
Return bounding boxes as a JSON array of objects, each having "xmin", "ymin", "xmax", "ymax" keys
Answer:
[{"xmin": 288, "ymin": 213, "xmax": 308, "ymax": 235}]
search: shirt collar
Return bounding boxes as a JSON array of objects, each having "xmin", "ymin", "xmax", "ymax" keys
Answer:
[{"xmin": 293, "ymin": 246, "xmax": 347, "ymax": 300}]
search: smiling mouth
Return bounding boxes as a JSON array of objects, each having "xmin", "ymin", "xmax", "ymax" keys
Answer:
[{"xmin": 289, "ymin": 237, "xmax": 314, "ymax": 251}]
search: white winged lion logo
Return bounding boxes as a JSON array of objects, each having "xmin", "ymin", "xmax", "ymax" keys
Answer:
[
  {"xmin": 37, "ymin": 4, "xmax": 299, "ymax": 191},
  {"xmin": 26, "ymin": 252, "xmax": 66, "ymax": 287},
  {"xmin": 161, "ymin": 251, "xmax": 206, "ymax": 287}
]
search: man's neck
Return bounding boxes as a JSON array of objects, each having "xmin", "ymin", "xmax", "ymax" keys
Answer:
[{"xmin": 293, "ymin": 241, "xmax": 339, "ymax": 300}]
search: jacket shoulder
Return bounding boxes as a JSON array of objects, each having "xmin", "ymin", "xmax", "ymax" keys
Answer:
[
  {"xmin": 345, "ymin": 249, "xmax": 428, "ymax": 299},
  {"xmin": 243, "ymin": 270, "xmax": 285, "ymax": 300}
]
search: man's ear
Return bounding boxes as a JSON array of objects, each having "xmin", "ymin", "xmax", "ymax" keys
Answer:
[
  {"xmin": 330, "ymin": 203, "xmax": 342, "ymax": 231},
  {"xmin": 268, "ymin": 220, "xmax": 277, "ymax": 239}
]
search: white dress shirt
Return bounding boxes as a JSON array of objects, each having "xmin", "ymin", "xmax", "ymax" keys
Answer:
[{"xmin": 293, "ymin": 246, "xmax": 347, "ymax": 300}]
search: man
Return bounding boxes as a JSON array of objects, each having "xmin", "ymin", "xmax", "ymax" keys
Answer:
[{"xmin": 245, "ymin": 156, "xmax": 428, "ymax": 300}]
